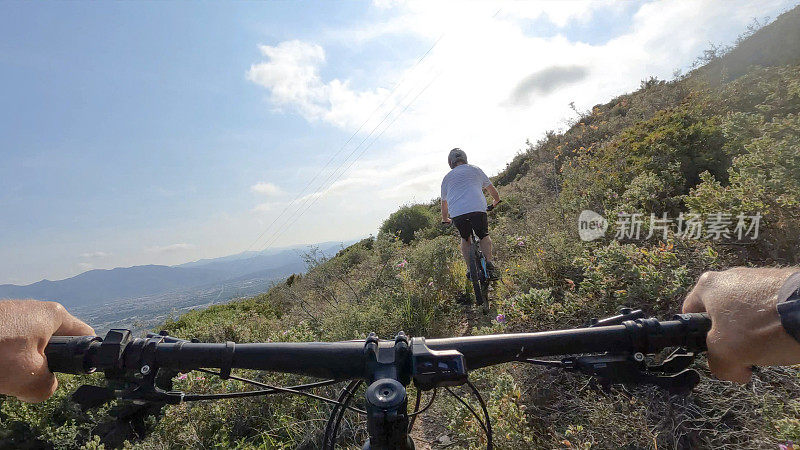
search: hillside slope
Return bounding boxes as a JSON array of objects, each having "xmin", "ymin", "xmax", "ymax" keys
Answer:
[{"xmin": 2, "ymin": 6, "xmax": 800, "ymax": 450}]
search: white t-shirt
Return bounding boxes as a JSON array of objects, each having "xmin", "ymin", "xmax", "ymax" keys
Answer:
[{"xmin": 441, "ymin": 164, "xmax": 492, "ymax": 218}]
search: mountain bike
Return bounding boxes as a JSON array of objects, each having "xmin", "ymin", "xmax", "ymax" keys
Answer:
[
  {"xmin": 46, "ymin": 308, "xmax": 711, "ymax": 449},
  {"xmin": 447, "ymin": 201, "xmax": 501, "ymax": 312}
]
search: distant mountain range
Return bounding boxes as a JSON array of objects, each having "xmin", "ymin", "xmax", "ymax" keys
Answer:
[{"xmin": 0, "ymin": 241, "xmax": 353, "ymax": 309}]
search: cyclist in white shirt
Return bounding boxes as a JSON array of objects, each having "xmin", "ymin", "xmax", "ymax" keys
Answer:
[{"xmin": 440, "ymin": 148, "xmax": 501, "ymax": 280}]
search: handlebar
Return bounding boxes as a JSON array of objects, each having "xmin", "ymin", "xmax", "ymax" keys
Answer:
[
  {"xmin": 44, "ymin": 311, "xmax": 711, "ymax": 449},
  {"xmin": 46, "ymin": 313, "xmax": 711, "ymax": 379},
  {"xmin": 428, "ymin": 313, "xmax": 709, "ymax": 368}
]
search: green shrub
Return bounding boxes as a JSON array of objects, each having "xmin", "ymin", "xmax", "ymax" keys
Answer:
[
  {"xmin": 576, "ymin": 239, "xmax": 718, "ymax": 316},
  {"xmin": 686, "ymin": 113, "xmax": 800, "ymax": 263},
  {"xmin": 407, "ymin": 236, "xmax": 462, "ymax": 296},
  {"xmin": 493, "ymin": 288, "xmax": 577, "ymax": 330},
  {"xmin": 560, "ymin": 106, "xmax": 727, "ymax": 214},
  {"xmin": 379, "ymin": 205, "xmax": 437, "ymax": 244}
]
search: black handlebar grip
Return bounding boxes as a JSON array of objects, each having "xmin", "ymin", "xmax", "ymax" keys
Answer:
[
  {"xmin": 45, "ymin": 336, "xmax": 101, "ymax": 374},
  {"xmin": 487, "ymin": 200, "xmax": 502, "ymax": 212},
  {"xmin": 672, "ymin": 312, "xmax": 712, "ymax": 351}
]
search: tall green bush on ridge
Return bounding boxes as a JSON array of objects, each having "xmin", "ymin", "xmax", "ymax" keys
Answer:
[
  {"xmin": 558, "ymin": 106, "xmax": 727, "ymax": 214},
  {"xmin": 686, "ymin": 114, "xmax": 800, "ymax": 263},
  {"xmin": 379, "ymin": 204, "xmax": 437, "ymax": 244}
]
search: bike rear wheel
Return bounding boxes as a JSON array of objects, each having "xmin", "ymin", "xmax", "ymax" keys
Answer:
[
  {"xmin": 478, "ymin": 255, "xmax": 490, "ymax": 313},
  {"xmin": 468, "ymin": 241, "xmax": 485, "ymax": 306}
]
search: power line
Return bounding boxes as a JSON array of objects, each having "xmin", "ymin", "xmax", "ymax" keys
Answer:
[
  {"xmin": 256, "ymin": 66, "xmax": 439, "ymax": 253},
  {"xmin": 250, "ymin": 52, "xmax": 442, "ymax": 255},
  {"xmin": 258, "ymin": 72, "xmax": 441, "ymax": 253},
  {"xmin": 255, "ymin": 61, "xmax": 438, "ymax": 247},
  {"xmin": 244, "ymin": 35, "xmax": 444, "ymax": 254}
]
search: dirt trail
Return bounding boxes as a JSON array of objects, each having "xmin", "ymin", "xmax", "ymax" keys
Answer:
[
  {"xmin": 410, "ymin": 300, "xmax": 498, "ymax": 450},
  {"xmin": 410, "ymin": 413, "xmax": 457, "ymax": 450}
]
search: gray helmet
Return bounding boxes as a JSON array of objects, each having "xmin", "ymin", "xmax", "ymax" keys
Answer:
[{"xmin": 448, "ymin": 148, "xmax": 468, "ymax": 169}]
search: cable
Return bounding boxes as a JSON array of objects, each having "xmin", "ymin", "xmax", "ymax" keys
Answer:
[
  {"xmin": 323, "ymin": 380, "xmax": 363, "ymax": 450},
  {"xmin": 191, "ymin": 369, "xmax": 366, "ymax": 414},
  {"xmin": 251, "ymin": 30, "xmax": 447, "ymax": 256},
  {"xmin": 522, "ymin": 359, "xmax": 565, "ymax": 368},
  {"xmin": 408, "ymin": 388, "xmax": 422, "ymax": 431},
  {"xmin": 246, "ymin": 7, "xmax": 499, "ymax": 260},
  {"xmin": 408, "ymin": 388, "xmax": 437, "ymax": 429},
  {"xmin": 196, "ymin": 368, "xmax": 340, "ymax": 391},
  {"xmin": 331, "ymin": 380, "xmax": 362, "ymax": 449},
  {"xmin": 323, "ymin": 382, "xmax": 350, "ymax": 449},
  {"xmin": 466, "ymin": 380, "xmax": 493, "ymax": 450},
  {"xmin": 256, "ymin": 65, "xmax": 440, "ymax": 254},
  {"xmin": 445, "ymin": 387, "xmax": 487, "ymax": 435},
  {"xmin": 445, "ymin": 381, "xmax": 493, "ymax": 450}
]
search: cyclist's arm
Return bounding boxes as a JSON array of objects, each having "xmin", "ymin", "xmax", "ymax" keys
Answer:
[
  {"xmin": 484, "ymin": 184, "xmax": 500, "ymax": 206},
  {"xmin": 441, "ymin": 199, "xmax": 450, "ymax": 223},
  {"xmin": 0, "ymin": 300, "xmax": 94, "ymax": 402},
  {"xmin": 682, "ymin": 267, "xmax": 800, "ymax": 383}
]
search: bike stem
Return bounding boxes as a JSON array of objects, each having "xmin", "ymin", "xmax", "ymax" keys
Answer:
[{"xmin": 362, "ymin": 332, "xmax": 415, "ymax": 450}]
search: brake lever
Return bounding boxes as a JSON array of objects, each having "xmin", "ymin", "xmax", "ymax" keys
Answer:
[
  {"xmin": 72, "ymin": 385, "xmax": 119, "ymax": 409},
  {"xmin": 73, "ymin": 331, "xmax": 184, "ymax": 410},
  {"xmin": 73, "ymin": 369, "xmax": 185, "ymax": 409},
  {"xmin": 563, "ymin": 349, "xmax": 701, "ymax": 394},
  {"xmin": 646, "ymin": 348, "xmax": 696, "ymax": 373}
]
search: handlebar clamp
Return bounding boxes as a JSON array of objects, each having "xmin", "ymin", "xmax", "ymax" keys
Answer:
[{"xmin": 97, "ymin": 329, "xmax": 131, "ymax": 373}]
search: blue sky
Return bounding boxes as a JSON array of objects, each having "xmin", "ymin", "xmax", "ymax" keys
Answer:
[{"xmin": 1, "ymin": 0, "xmax": 796, "ymax": 285}]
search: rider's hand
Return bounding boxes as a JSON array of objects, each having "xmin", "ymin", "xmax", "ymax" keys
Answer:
[
  {"xmin": 442, "ymin": 218, "xmax": 452, "ymax": 224},
  {"xmin": 682, "ymin": 267, "xmax": 800, "ymax": 383},
  {"xmin": 0, "ymin": 300, "xmax": 94, "ymax": 402}
]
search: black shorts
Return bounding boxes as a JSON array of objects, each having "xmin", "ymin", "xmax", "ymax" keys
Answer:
[{"xmin": 452, "ymin": 212, "xmax": 489, "ymax": 241}]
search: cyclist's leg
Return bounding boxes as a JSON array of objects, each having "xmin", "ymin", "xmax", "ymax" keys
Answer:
[
  {"xmin": 481, "ymin": 237, "xmax": 500, "ymax": 280},
  {"xmin": 451, "ymin": 214, "xmax": 474, "ymax": 270},
  {"xmin": 473, "ymin": 213, "xmax": 492, "ymax": 262},
  {"xmin": 473, "ymin": 212, "xmax": 499, "ymax": 280},
  {"xmin": 459, "ymin": 238, "xmax": 471, "ymax": 267},
  {"xmin": 479, "ymin": 235, "xmax": 493, "ymax": 262}
]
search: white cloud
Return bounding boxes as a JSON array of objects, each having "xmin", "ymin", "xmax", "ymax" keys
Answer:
[
  {"xmin": 78, "ymin": 262, "xmax": 94, "ymax": 271},
  {"xmin": 79, "ymin": 251, "xmax": 111, "ymax": 258},
  {"xmin": 252, "ymin": 201, "xmax": 280, "ymax": 213},
  {"xmin": 512, "ymin": 1, "xmax": 604, "ymax": 27},
  {"xmin": 251, "ymin": 181, "xmax": 283, "ymax": 197},
  {"xmin": 247, "ymin": 40, "xmax": 390, "ymax": 129},
  {"xmin": 146, "ymin": 243, "xmax": 196, "ymax": 254}
]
